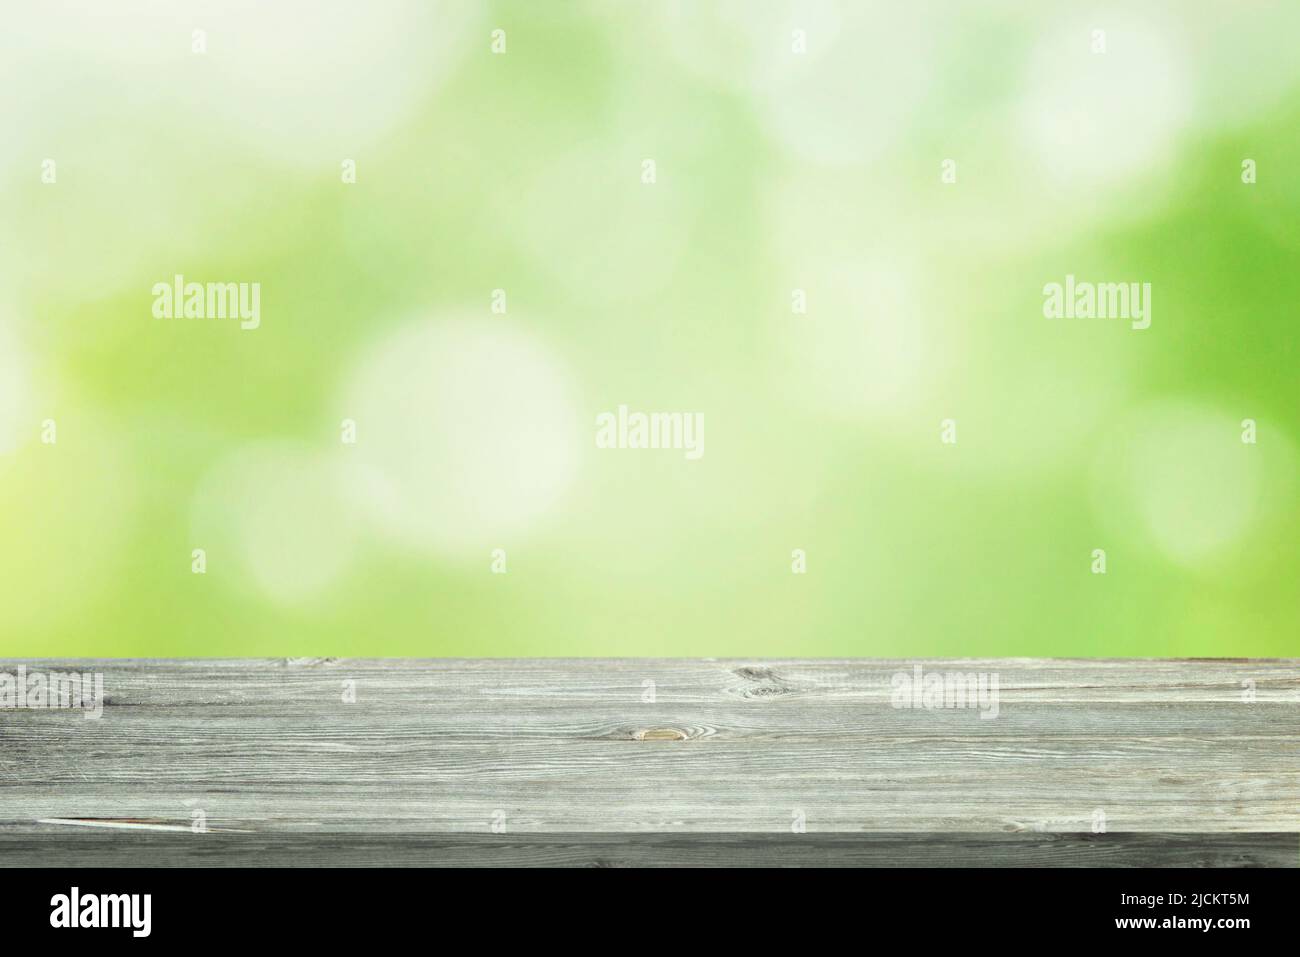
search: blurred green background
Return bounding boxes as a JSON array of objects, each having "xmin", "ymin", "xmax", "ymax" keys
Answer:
[{"xmin": 2, "ymin": 1, "xmax": 1297, "ymax": 657}]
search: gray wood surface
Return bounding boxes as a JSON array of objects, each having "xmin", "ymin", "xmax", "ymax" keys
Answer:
[{"xmin": 1, "ymin": 658, "xmax": 1297, "ymax": 866}]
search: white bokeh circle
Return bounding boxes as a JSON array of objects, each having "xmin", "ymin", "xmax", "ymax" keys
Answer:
[
  {"xmin": 191, "ymin": 441, "xmax": 358, "ymax": 605},
  {"xmin": 340, "ymin": 316, "xmax": 581, "ymax": 558}
]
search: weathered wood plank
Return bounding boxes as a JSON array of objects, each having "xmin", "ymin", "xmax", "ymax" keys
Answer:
[
  {"xmin": 0, "ymin": 831, "xmax": 1292, "ymax": 868},
  {"xmin": 0, "ymin": 659, "xmax": 1296, "ymax": 865}
]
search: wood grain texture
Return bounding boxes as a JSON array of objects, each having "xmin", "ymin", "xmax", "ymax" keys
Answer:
[
  {"xmin": 0, "ymin": 832, "xmax": 1292, "ymax": 868},
  {"xmin": 1, "ymin": 659, "xmax": 1297, "ymax": 866}
]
